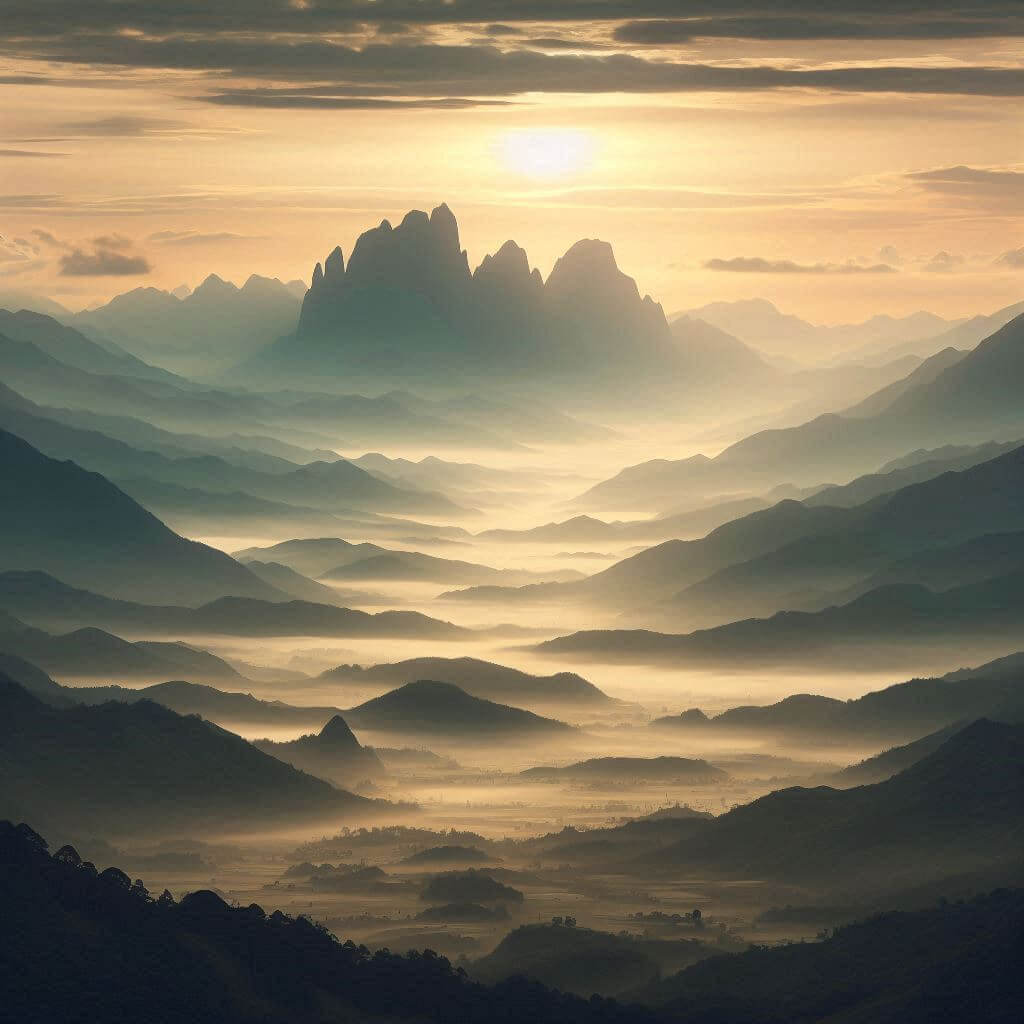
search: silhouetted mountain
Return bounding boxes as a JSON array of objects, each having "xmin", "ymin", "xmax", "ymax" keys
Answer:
[
  {"xmin": 0, "ymin": 430, "xmax": 282, "ymax": 604},
  {"xmin": 254, "ymin": 715, "xmax": 384, "ymax": 785},
  {"xmin": 650, "ymin": 720, "xmax": 1024, "ymax": 895},
  {"xmin": 343, "ymin": 681, "xmax": 573, "ymax": 739},
  {"xmin": 0, "ymin": 820, "xmax": 664, "ymax": 1024},
  {"xmin": 245, "ymin": 205, "xmax": 681, "ymax": 397},
  {"xmin": 522, "ymin": 757, "xmax": 727, "ymax": 784},
  {"xmin": 319, "ymin": 656, "xmax": 612, "ymax": 708},
  {"xmin": 0, "ymin": 677, "xmax": 382, "ymax": 834},
  {"xmin": 0, "ymin": 571, "xmax": 468, "ymax": 640},
  {"xmin": 71, "ymin": 274, "xmax": 302, "ymax": 374}
]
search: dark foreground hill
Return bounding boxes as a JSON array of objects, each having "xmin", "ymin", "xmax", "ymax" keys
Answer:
[
  {"xmin": 0, "ymin": 429, "xmax": 282, "ymax": 606},
  {"xmin": 471, "ymin": 922, "xmax": 714, "ymax": 998},
  {"xmin": 1, "ymin": 820, "xmax": 1020, "ymax": 1023},
  {"xmin": 343, "ymin": 681, "xmax": 574, "ymax": 739},
  {"xmin": 640, "ymin": 888, "xmax": 1024, "ymax": 1023},
  {"xmin": 0, "ymin": 676, "xmax": 384, "ymax": 835},
  {"xmin": 0, "ymin": 820, "xmax": 659, "ymax": 1024}
]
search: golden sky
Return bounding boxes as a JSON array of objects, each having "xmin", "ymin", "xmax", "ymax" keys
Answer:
[{"xmin": 1, "ymin": 2, "xmax": 1022, "ymax": 323}]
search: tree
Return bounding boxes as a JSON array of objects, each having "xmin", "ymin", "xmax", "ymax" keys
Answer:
[{"xmin": 53, "ymin": 844, "xmax": 82, "ymax": 866}]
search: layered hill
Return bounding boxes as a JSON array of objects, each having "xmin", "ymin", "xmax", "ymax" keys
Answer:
[
  {"xmin": 342, "ymin": 681, "xmax": 573, "ymax": 740},
  {"xmin": 649, "ymin": 720, "xmax": 1024, "ymax": 896},
  {"xmin": 319, "ymin": 656, "xmax": 612, "ymax": 709},
  {"xmin": 0, "ymin": 430, "xmax": 282, "ymax": 605},
  {"xmin": 576, "ymin": 312, "xmax": 1024, "ymax": 511},
  {"xmin": 0, "ymin": 677, "xmax": 383, "ymax": 834},
  {"xmin": 0, "ymin": 570, "xmax": 469, "ymax": 640}
]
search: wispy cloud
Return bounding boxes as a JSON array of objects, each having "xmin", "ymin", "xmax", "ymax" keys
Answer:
[{"xmin": 705, "ymin": 256, "xmax": 897, "ymax": 274}]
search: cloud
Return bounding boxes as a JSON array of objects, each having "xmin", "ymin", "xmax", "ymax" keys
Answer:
[
  {"xmin": 31, "ymin": 229, "xmax": 62, "ymax": 247},
  {"xmin": 908, "ymin": 165, "xmax": 1024, "ymax": 188},
  {"xmin": 91, "ymin": 233, "xmax": 133, "ymax": 251},
  {"xmin": 204, "ymin": 91, "xmax": 512, "ymax": 110},
  {"xmin": 613, "ymin": 14, "xmax": 1024, "ymax": 44},
  {"xmin": 878, "ymin": 245, "xmax": 904, "ymax": 266},
  {"xmin": 0, "ymin": 235, "xmax": 33, "ymax": 264},
  {"xmin": 3, "ymin": 29, "xmax": 1024, "ymax": 104},
  {"xmin": 54, "ymin": 116, "xmax": 193, "ymax": 137},
  {"xmin": 995, "ymin": 248, "xmax": 1024, "ymax": 268},
  {"xmin": 149, "ymin": 229, "xmax": 264, "ymax": 245},
  {"xmin": 705, "ymin": 256, "xmax": 897, "ymax": 274},
  {"xmin": 59, "ymin": 240, "xmax": 151, "ymax": 276},
  {"xmin": 0, "ymin": 148, "xmax": 67, "ymax": 158}
]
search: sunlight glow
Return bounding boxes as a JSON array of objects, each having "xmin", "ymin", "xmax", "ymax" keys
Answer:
[{"xmin": 498, "ymin": 129, "xmax": 596, "ymax": 180}]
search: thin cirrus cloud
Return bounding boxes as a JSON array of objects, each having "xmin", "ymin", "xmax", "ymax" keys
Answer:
[{"xmin": 705, "ymin": 257, "xmax": 897, "ymax": 274}]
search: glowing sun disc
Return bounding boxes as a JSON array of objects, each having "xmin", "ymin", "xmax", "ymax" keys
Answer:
[{"xmin": 498, "ymin": 130, "xmax": 595, "ymax": 180}]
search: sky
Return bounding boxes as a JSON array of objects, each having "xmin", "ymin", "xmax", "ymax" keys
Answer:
[{"xmin": 1, "ymin": 1, "xmax": 1022, "ymax": 323}]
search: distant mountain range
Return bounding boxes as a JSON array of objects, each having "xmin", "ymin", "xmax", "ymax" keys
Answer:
[
  {"xmin": 68, "ymin": 273, "xmax": 303, "ymax": 375},
  {"xmin": 682, "ymin": 297, "xmax": 962, "ymax": 363},
  {"xmin": 576, "ymin": 312, "xmax": 1024, "ymax": 511}
]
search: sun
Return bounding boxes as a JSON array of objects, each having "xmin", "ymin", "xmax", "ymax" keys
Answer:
[{"xmin": 498, "ymin": 129, "xmax": 596, "ymax": 181}]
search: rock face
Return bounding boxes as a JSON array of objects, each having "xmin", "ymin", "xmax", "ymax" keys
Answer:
[{"xmin": 257, "ymin": 203, "xmax": 676, "ymax": 390}]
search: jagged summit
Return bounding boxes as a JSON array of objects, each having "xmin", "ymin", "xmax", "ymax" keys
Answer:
[{"xmin": 263, "ymin": 203, "xmax": 680, "ymax": 391}]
